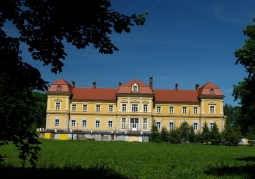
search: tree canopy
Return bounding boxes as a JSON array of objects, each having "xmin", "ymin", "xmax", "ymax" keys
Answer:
[
  {"xmin": 0, "ymin": 0, "xmax": 147, "ymax": 165},
  {"xmin": 233, "ymin": 17, "xmax": 255, "ymax": 134}
]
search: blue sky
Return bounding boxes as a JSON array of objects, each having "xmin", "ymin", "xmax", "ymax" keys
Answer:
[{"xmin": 5, "ymin": 0, "xmax": 255, "ymax": 105}]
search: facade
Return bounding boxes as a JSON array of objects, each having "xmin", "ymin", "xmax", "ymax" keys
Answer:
[{"xmin": 42, "ymin": 77, "xmax": 225, "ymax": 141}]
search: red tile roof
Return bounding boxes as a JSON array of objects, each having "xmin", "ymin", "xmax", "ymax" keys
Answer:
[
  {"xmin": 47, "ymin": 79, "xmax": 224, "ymax": 102},
  {"xmin": 48, "ymin": 78, "xmax": 73, "ymax": 93},
  {"xmin": 154, "ymin": 89, "xmax": 199, "ymax": 103},
  {"xmin": 198, "ymin": 82, "xmax": 224, "ymax": 97},
  {"xmin": 72, "ymin": 88, "xmax": 118, "ymax": 101},
  {"xmin": 117, "ymin": 79, "xmax": 153, "ymax": 94}
]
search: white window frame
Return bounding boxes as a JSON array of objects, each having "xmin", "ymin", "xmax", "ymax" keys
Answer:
[
  {"xmin": 143, "ymin": 104, "xmax": 148, "ymax": 112},
  {"xmin": 156, "ymin": 106, "xmax": 161, "ymax": 113},
  {"xmin": 94, "ymin": 118, "xmax": 101, "ymax": 128},
  {"xmin": 83, "ymin": 104, "xmax": 87, "ymax": 112},
  {"xmin": 54, "ymin": 118, "xmax": 60, "ymax": 126},
  {"xmin": 81, "ymin": 118, "xmax": 88, "ymax": 128},
  {"xmin": 122, "ymin": 104, "xmax": 126, "ymax": 112},
  {"xmin": 96, "ymin": 104, "xmax": 101, "ymax": 112},
  {"xmin": 156, "ymin": 120, "xmax": 161, "ymax": 130},
  {"xmin": 182, "ymin": 107, "xmax": 187, "ymax": 114},
  {"xmin": 107, "ymin": 119, "xmax": 114, "ymax": 128},
  {"xmin": 72, "ymin": 104, "xmax": 76, "ymax": 111},
  {"xmin": 193, "ymin": 107, "xmax": 198, "ymax": 114},
  {"xmin": 56, "ymin": 102, "xmax": 60, "ymax": 110},
  {"xmin": 193, "ymin": 122, "xmax": 198, "ymax": 130},
  {"xmin": 122, "ymin": 118, "xmax": 126, "ymax": 129},
  {"xmin": 143, "ymin": 118, "xmax": 148, "ymax": 129},
  {"xmin": 132, "ymin": 104, "xmax": 138, "ymax": 112},
  {"xmin": 209, "ymin": 105, "xmax": 215, "ymax": 114},
  {"xmin": 210, "ymin": 122, "xmax": 214, "ymax": 130},
  {"xmin": 108, "ymin": 105, "xmax": 113, "ymax": 112},
  {"xmin": 70, "ymin": 118, "xmax": 76, "ymax": 127},
  {"xmin": 169, "ymin": 106, "xmax": 174, "ymax": 114},
  {"xmin": 132, "ymin": 83, "xmax": 139, "ymax": 93},
  {"xmin": 169, "ymin": 120, "xmax": 175, "ymax": 130}
]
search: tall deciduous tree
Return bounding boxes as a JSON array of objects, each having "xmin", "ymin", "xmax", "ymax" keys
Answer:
[
  {"xmin": 233, "ymin": 17, "xmax": 255, "ymax": 134},
  {"xmin": 0, "ymin": 0, "xmax": 147, "ymax": 165}
]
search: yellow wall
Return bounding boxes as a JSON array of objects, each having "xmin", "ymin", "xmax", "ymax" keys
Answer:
[{"xmin": 46, "ymin": 94, "xmax": 225, "ymax": 132}]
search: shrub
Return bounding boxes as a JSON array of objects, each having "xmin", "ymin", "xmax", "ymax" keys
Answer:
[
  {"xmin": 149, "ymin": 120, "xmax": 161, "ymax": 143},
  {"xmin": 160, "ymin": 127, "xmax": 169, "ymax": 142},
  {"xmin": 169, "ymin": 129, "xmax": 181, "ymax": 144}
]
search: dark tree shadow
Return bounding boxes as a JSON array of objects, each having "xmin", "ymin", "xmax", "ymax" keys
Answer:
[
  {"xmin": 0, "ymin": 164, "xmax": 130, "ymax": 179},
  {"xmin": 204, "ymin": 157, "xmax": 255, "ymax": 179}
]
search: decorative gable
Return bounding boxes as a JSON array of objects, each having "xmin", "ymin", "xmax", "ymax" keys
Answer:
[{"xmin": 132, "ymin": 82, "xmax": 139, "ymax": 93}]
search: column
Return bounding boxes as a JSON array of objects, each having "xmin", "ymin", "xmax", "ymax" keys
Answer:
[
  {"xmin": 47, "ymin": 96, "xmax": 50, "ymax": 110},
  {"xmin": 117, "ymin": 116, "xmax": 120, "ymax": 130}
]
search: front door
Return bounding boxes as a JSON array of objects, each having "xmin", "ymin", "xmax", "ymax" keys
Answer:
[{"xmin": 130, "ymin": 118, "xmax": 139, "ymax": 130}]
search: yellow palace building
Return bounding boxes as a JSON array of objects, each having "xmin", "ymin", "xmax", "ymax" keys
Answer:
[{"xmin": 40, "ymin": 77, "xmax": 225, "ymax": 141}]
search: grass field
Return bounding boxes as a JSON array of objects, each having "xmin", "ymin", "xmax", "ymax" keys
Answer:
[{"xmin": 0, "ymin": 139, "xmax": 255, "ymax": 178}]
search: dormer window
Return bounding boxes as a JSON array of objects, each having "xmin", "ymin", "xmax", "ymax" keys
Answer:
[
  {"xmin": 57, "ymin": 86, "xmax": 62, "ymax": 91},
  {"xmin": 132, "ymin": 83, "xmax": 139, "ymax": 93},
  {"xmin": 209, "ymin": 89, "xmax": 214, "ymax": 94}
]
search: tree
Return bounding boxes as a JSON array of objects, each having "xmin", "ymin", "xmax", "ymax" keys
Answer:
[
  {"xmin": 210, "ymin": 123, "xmax": 221, "ymax": 145},
  {"xmin": 178, "ymin": 121, "xmax": 190, "ymax": 143},
  {"xmin": 233, "ymin": 17, "xmax": 255, "ymax": 134},
  {"xmin": 0, "ymin": 0, "xmax": 147, "ymax": 165},
  {"xmin": 201, "ymin": 122, "xmax": 210, "ymax": 143},
  {"xmin": 188, "ymin": 126, "xmax": 196, "ymax": 143},
  {"xmin": 149, "ymin": 120, "xmax": 161, "ymax": 143},
  {"xmin": 223, "ymin": 104, "xmax": 241, "ymax": 126},
  {"xmin": 222, "ymin": 125, "xmax": 242, "ymax": 146},
  {"xmin": 160, "ymin": 127, "xmax": 169, "ymax": 142},
  {"xmin": 31, "ymin": 92, "xmax": 47, "ymax": 129},
  {"xmin": 169, "ymin": 129, "xmax": 181, "ymax": 144}
]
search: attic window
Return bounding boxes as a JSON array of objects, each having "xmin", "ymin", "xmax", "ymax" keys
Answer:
[
  {"xmin": 209, "ymin": 89, "xmax": 214, "ymax": 94},
  {"xmin": 57, "ymin": 86, "xmax": 62, "ymax": 91},
  {"xmin": 132, "ymin": 83, "xmax": 139, "ymax": 93}
]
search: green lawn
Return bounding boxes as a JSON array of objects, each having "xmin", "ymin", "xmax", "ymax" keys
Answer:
[{"xmin": 0, "ymin": 139, "xmax": 255, "ymax": 178}]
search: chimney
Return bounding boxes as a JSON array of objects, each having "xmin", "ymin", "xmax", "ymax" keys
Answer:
[
  {"xmin": 119, "ymin": 82, "xmax": 122, "ymax": 86},
  {"xmin": 72, "ymin": 81, "xmax": 75, "ymax": 88},
  {"xmin": 196, "ymin": 84, "xmax": 199, "ymax": 90},
  {"xmin": 149, "ymin": 77, "xmax": 153, "ymax": 89},
  {"xmin": 92, "ymin": 81, "xmax": 96, "ymax": 89},
  {"xmin": 175, "ymin": 83, "xmax": 178, "ymax": 91}
]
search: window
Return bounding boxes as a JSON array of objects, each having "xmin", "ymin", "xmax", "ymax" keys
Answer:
[
  {"xmin": 122, "ymin": 118, "xmax": 126, "ymax": 129},
  {"xmin": 122, "ymin": 104, "xmax": 126, "ymax": 112},
  {"xmin": 71, "ymin": 119, "xmax": 76, "ymax": 127},
  {"xmin": 132, "ymin": 83, "xmax": 139, "ymax": 93},
  {"xmin": 210, "ymin": 122, "xmax": 214, "ymax": 130},
  {"xmin": 108, "ymin": 120, "xmax": 113, "ymax": 128},
  {"xmin": 72, "ymin": 104, "xmax": 76, "ymax": 111},
  {"xmin": 96, "ymin": 105, "xmax": 101, "ymax": 112},
  {"xmin": 130, "ymin": 118, "xmax": 139, "ymax": 128},
  {"xmin": 54, "ymin": 119, "xmax": 60, "ymax": 126},
  {"xmin": 143, "ymin": 118, "xmax": 147, "ymax": 129},
  {"xmin": 156, "ymin": 106, "xmax": 161, "ymax": 113},
  {"xmin": 210, "ymin": 106, "xmax": 215, "ymax": 114},
  {"xmin": 169, "ymin": 106, "xmax": 174, "ymax": 114},
  {"xmin": 193, "ymin": 122, "xmax": 198, "ymax": 130},
  {"xmin": 143, "ymin": 104, "xmax": 148, "ymax": 112},
  {"xmin": 82, "ymin": 119, "xmax": 87, "ymax": 127},
  {"xmin": 209, "ymin": 89, "xmax": 214, "ymax": 94},
  {"xmin": 132, "ymin": 104, "xmax": 138, "ymax": 112},
  {"xmin": 95, "ymin": 120, "xmax": 100, "ymax": 128},
  {"xmin": 57, "ymin": 85, "xmax": 61, "ymax": 91},
  {"xmin": 182, "ymin": 107, "xmax": 187, "ymax": 113},
  {"xmin": 169, "ymin": 121, "xmax": 174, "ymax": 130},
  {"xmin": 133, "ymin": 86, "xmax": 138, "ymax": 92},
  {"xmin": 56, "ymin": 102, "xmax": 60, "ymax": 110},
  {"xmin": 83, "ymin": 104, "xmax": 87, "ymax": 111},
  {"xmin": 109, "ymin": 105, "xmax": 113, "ymax": 112},
  {"xmin": 194, "ymin": 107, "xmax": 198, "ymax": 114},
  {"xmin": 156, "ymin": 121, "xmax": 161, "ymax": 129}
]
